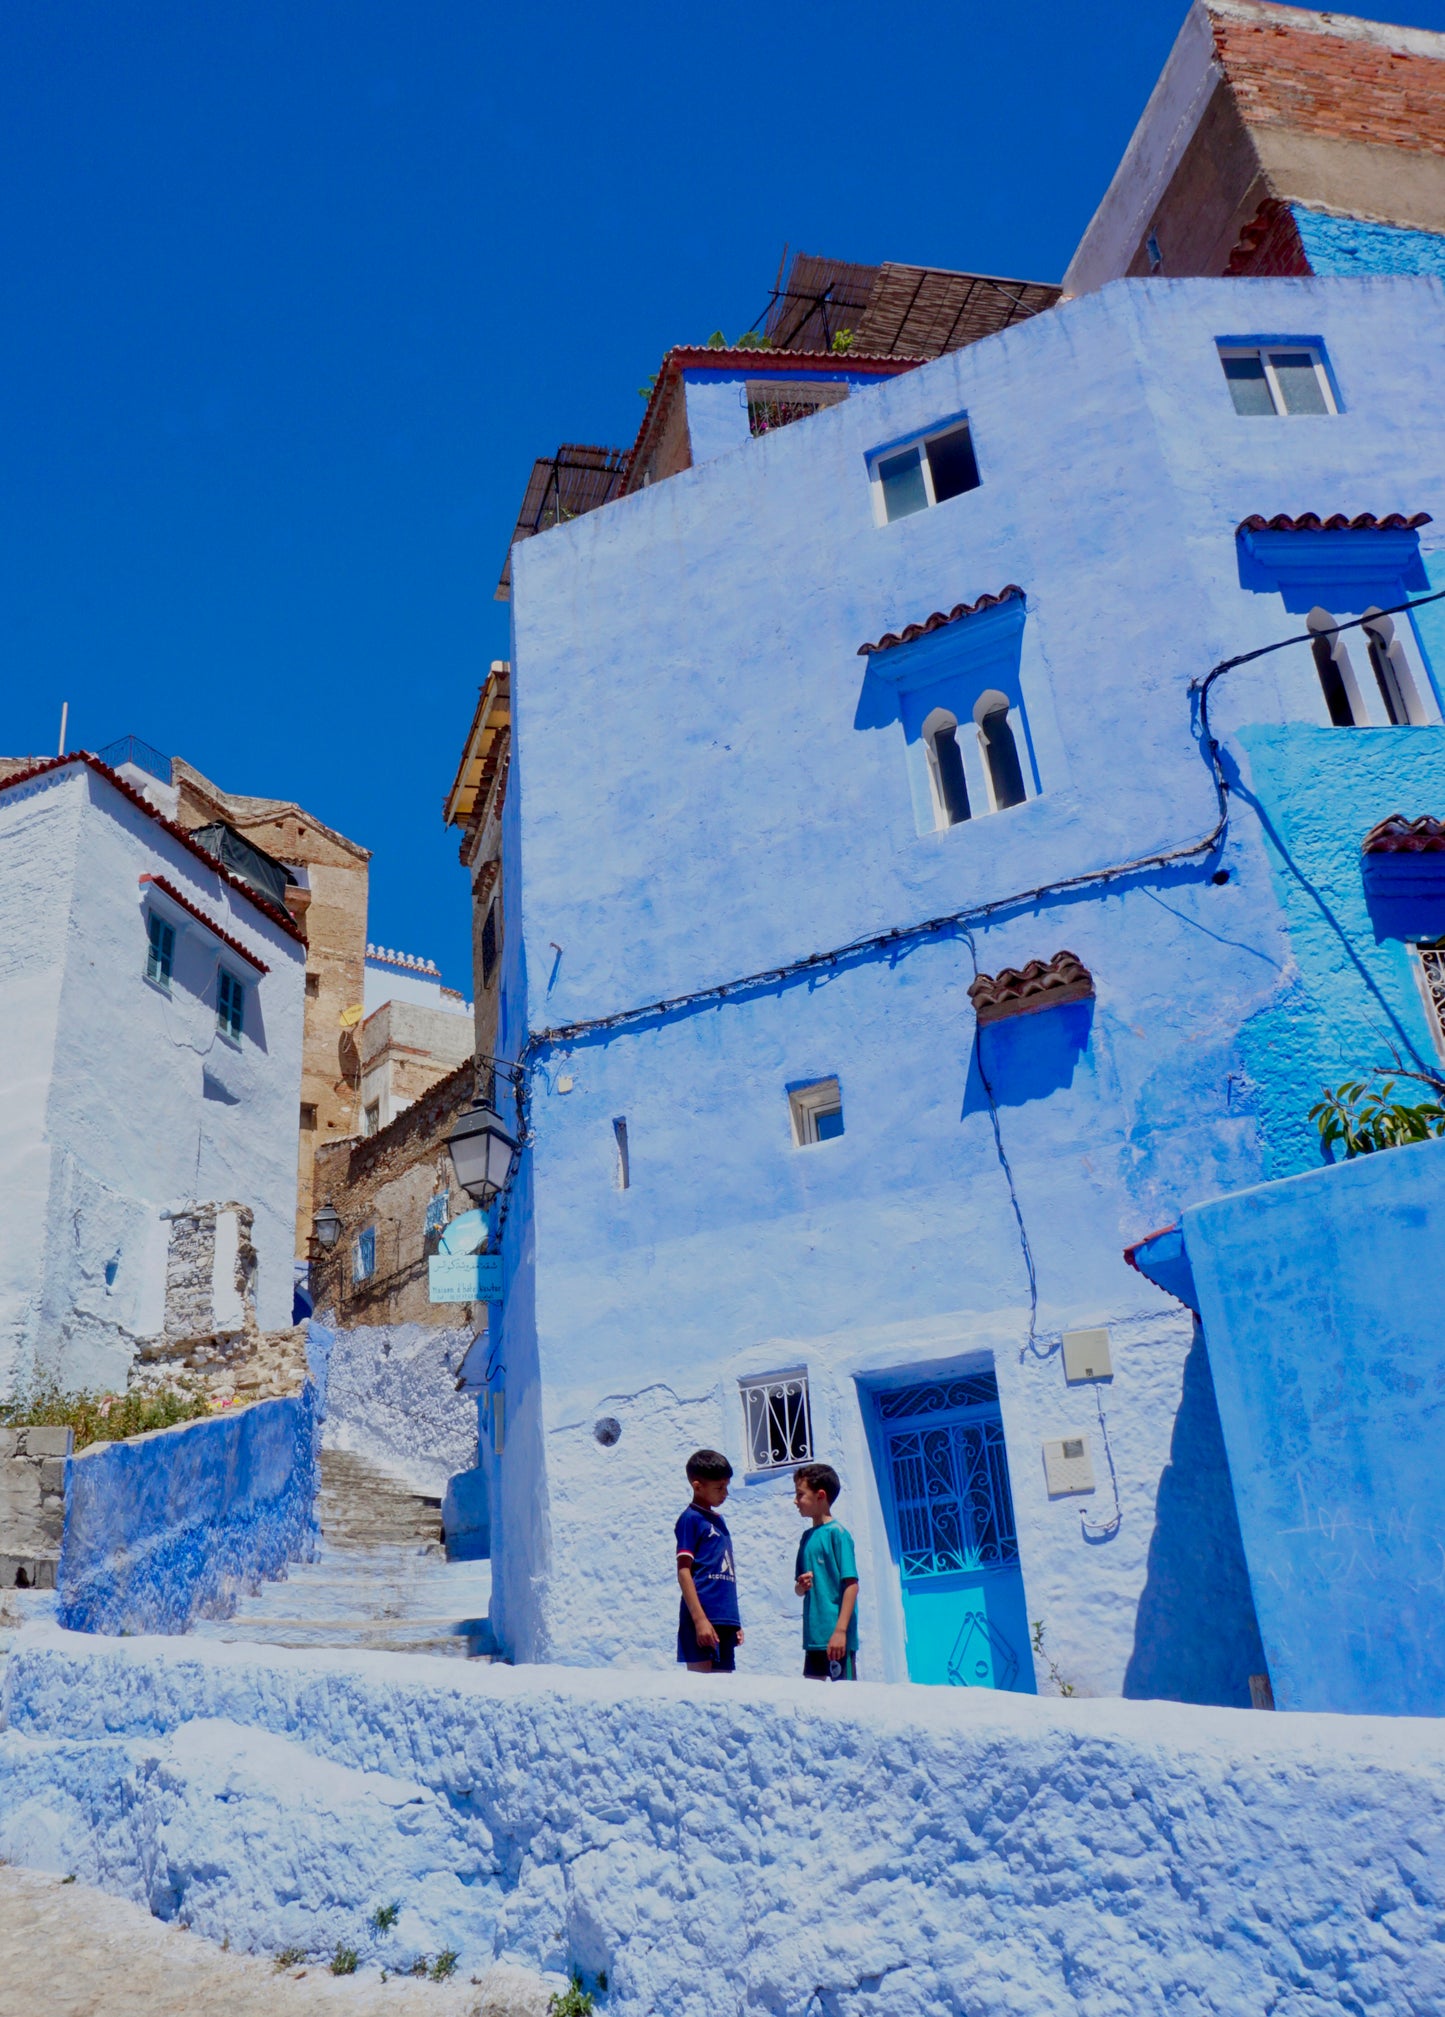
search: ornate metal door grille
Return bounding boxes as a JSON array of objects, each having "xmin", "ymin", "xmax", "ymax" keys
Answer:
[{"xmin": 886, "ymin": 1410, "xmax": 1018, "ymax": 1578}]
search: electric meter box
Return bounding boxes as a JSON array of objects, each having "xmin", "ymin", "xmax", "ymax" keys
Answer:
[
  {"xmin": 1062, "ymin": 1326, "xmax": 1113, "ymax": 1383},
  {"xmin": 1043, "ymin": 1434, "xmax": 1096, "ymax": 1497}
]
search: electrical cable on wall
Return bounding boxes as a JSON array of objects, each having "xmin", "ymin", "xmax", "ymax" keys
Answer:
[{"xmin": 1080, "ymin": 1383, "xmax": 1123, "ymax": 1543}]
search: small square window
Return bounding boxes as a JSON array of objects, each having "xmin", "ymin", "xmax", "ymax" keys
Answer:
[
  {"xmin": 789, "ymin": 1077, "xmax": 844, "ymax": 1146},
  {"xmin": 146, "ymin": 913, "xmax": 175, "ymax": 989},
  {"xmin": 1218, "ymin": 343, "xmax": 1336, "ymax": 417},
  {"xmin": 305, "ymin": 972, "xmax": 321, "ymax": 998},
  {"xmin": 353, "ymin": 1225, "xmax": 376, "ymax": 1283},
  {"xmin": 740, "ymin": 1372, "xmax": 813, "ymax": 1472},
  {"xmin": 481, "ymin": 902, "xmax": 499, "ymax": 983},
  {"xmin": 300, "ymin": 1102, "xmax": 318, "ymax": 1129},
  {"xmin": 217, "ymin": 969, "xmax": 245, "ymax": 1042},
  {"xmin": 363, "ymin": 1101, "xmax": 381, "ymax": 1137},
  {"xmin": 871, "ymin": 419, "xmax": 981, "ymax": 524}
]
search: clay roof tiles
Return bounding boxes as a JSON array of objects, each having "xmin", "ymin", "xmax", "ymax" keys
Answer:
[
  {"xmin": 1362, "ymin": 814, "xmax": 1445, "ymax": 855},
  {"xmin": 968, "ymin": 950, "xmax": 1094, "ymax": 1026},
  {"xmin": 1236, "ymin": 511, "xmax": 1432, "ymax": 535},
  {"xmin": 858, "ymin": 585, "xmax": 1025, "ymax": 658},
  {"xmin": 0, "ymin": 752, "xmax": 307, "ymax": 945}
]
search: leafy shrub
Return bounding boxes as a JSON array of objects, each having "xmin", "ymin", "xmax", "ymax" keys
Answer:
[
  {"xmin": 330, "ymin": 1944, "xmax": 359, "ymax": 1976},
  {"xmin": 1309, "ymin": 1079, "xmax": 1445, "ymax": 1159},
  {"xmin": 549, "ymin": 1973, "xmax": 596, "ymax": 2016},
  {"xmin": 0, "ymin": 1383, "xmax": 224, "ymax": 1452},
  {"xmin": 430, "ymin": 1949, "xmax": 459, "ymax": 1981},
  {"xmin": 273, "ymin": 1947, "xmax": 307, "ymax": 1970},
  {"xmin": 369, "ymin": 1901, "xmax": 399, "ymax": 1934}
]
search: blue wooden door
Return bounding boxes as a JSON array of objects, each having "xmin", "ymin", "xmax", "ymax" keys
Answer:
[{"xmin": 873, "ymin": 1373, "xmax": 1034, "ymax": 1692}]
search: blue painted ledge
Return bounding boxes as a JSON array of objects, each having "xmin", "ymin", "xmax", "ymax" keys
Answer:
[{"xmin": 57, "ymin": 1387, "xmax": 321, "ymax": 1637}]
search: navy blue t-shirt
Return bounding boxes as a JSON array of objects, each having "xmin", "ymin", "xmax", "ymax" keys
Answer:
[{"xmin": 674, "ymin": 1502, "xmax": 741, "ymax": 1627}]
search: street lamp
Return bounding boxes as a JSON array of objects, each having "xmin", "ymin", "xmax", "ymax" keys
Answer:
[
  {"xmin": 446, "ymin": 1102, "xmax": 519, "ymax": 1203},
  {"xmin": 312, "ymin": 1200, "xmax": 343, "ymax": 1251}
]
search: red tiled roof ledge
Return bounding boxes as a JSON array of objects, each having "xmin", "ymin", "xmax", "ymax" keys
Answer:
[
  {"xmin": 139, "ymin": 875, "xmax": 271, "ymax": 973},
  {"xmin": 968, "ymin": 949, "xmax": 1094, "ymax": 1026},
  {"xmin": 1236, "ymin": 511, "xmax": 1432, "ymax": 535},
  {"xmin": 665, "ymin": 344, "xmax": 925, "ymax": 373},
  {"xmin": 859, "ymin": 585, "xmax": 1026, "ymax": 658},
  {"xmin": 0, "ymin": 752, "xmax": 307, "ymax": 945},
  {"xmin": 1362, "ymin": 813, "xmax": 1445, "ymax": 855}
]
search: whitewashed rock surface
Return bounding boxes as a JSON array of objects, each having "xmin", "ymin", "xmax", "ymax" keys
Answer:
[
  {"xmin": 0, "ymin": 1864, "xmax": 557, "ymax": 2016},
  {"xmin": 4, "ymin": 1628, "xmax": 1445, "ymax": 2015},
  {"xmin": 321, "ymin": 1325, "xmax": 478, "ymax": 1497}
]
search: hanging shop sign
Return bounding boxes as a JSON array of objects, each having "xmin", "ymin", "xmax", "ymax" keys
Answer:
[{"xmin": 428, "ymin": 1253, "xmax": 504, "ymax": 1304}]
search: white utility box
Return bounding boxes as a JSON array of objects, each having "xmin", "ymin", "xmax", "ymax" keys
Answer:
[
  {"xmin": 1043, "ymin": 1434, "xmax": 1096, "ymax": 1497},
  {"xmin": 1062, "ymin": 1326, "xmax": 1113, "ymax": 1383}
]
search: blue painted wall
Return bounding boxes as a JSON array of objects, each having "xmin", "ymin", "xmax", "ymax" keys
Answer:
[
  {"xmin": 493, "ymin": 276, "xmax": 1445, "ymax": 1694},
  {"xmin": 1295, "ymin": 206, "xmax": 1445, "ymax": 280},
  {"xmin": 1182, "ymin": 1134, "xmax": 1445, "ymax": 1717},
  {"xmin": 58, "ymin": 1386, "xmax": 320, "ymax": 1635}
]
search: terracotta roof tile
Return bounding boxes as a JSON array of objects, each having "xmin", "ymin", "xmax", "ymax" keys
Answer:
[
  {"xmin": 0, "ymin": 752, "xmax": 307, "ymax": 945},
  {"xmin": 858, "ymin": 585, "xmax": 1025, "ymax": 659},
  {"xmin": 1362, "ymin": 813, "xmax": 1445, "ymax": 854},
  {"xmin": 968, "ymin": 949, "xmax": 1093, "ymax": 1026},
  {"xmin": 1236, "ymin": 511, "xmax": 1432, "ymax": 535}
]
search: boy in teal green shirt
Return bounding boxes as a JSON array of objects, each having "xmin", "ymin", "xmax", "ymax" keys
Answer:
[{"xmin": 793, "ymin": 1462, "xmax": 859, "ymax": 1679}]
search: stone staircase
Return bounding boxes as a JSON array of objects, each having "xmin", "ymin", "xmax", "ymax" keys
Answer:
[{"xmin": 190, "ymin": 1448, "xmax": 493, "ymax": 1659}]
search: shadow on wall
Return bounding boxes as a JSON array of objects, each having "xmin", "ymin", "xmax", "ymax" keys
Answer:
[
  {"xmin": 1123, "ymin": 1321, "xmax": 1265, "ymax": 1708},
  {"xmin": 962, "ymin": 998, "xmax": 1093, "ymax": 1114}
]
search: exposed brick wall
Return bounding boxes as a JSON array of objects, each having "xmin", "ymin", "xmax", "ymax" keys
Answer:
[
  {"xmin": 1227, "ymin": 197, "xmax": 1312, "ymax": 276},
  {"xmin": 310, "ymin": 1056, "xmax": 479, "ymax": 1328},
  {"xmin": 1213, "ymin": 14, "xmax": 1445, "ymax": 160}
]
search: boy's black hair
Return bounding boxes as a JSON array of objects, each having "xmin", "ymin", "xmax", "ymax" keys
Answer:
[
  {"xmin": 686, "ymin": 1448, "xmax": 734, "ymax": 1482},
  {"xmin": 795, "ymin": 1461, "xmax": 841, "ymax": 1505}
]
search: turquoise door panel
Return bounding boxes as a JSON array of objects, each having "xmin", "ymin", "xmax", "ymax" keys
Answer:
[{"xmin": 871, "ymin": 1372, "xmax": 1035, "ymax": 1694}]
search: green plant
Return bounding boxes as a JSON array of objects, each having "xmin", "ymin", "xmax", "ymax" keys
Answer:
[
  {"xmin": 549, "ymin": 1975, "xmax": 596, "ymax": 2017},
  {"xmin": 274, "ymin": 1947, "xmax": 308, "ymax": 1971},
  {"xmin": 409, "ymin": 1956, "xmax": 430, "ymax": 1977},
  {"xmin": 830, "ymin": 328, "xmax": 854, "ymax": 353},
  {"xmin": 1031, "ymin": 1620, "xmax": 1076, "ymax": 1697},
  {"xmin": 369, "ymin": 1901, "xmax": 400, "ymax": 1934},
  {"xmin": 1309, "ymin": 1078, "xmax": 1445, "ymax": 1158},
  {"xmin": 430, "ymin": 1949, "xmax": 459, "ymax": 1981},
  {"xmin": 330, "ymin": 1944, "xmax": 359, "ymax": 1976},
  {"xmin": 0, "ymin": 1382, "xmax": 222, "ymax": 1452}
]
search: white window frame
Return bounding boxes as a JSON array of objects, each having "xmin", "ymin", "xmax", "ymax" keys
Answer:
[
  {"xmin": 868, "ymin": 417, "xmax": 979, "ymax": 526},
  {"xmin": 1218, "ymin": 343, "xmax": 1337, "ymax": 417},
  {"xmin": 789, "ymin": 1077, "xmax": 844, "ymax": 1146},
  {"xmin": 740, "ymin": 1371, "xmax": 813, "ymax": 1473}
]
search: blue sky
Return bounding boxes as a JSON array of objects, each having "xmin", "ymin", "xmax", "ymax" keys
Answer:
[{"xmin": 3, "ymin": 0, "xmax": 1442, "ymax": 991}]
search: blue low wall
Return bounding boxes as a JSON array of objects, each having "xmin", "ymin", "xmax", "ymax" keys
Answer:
[
  {"xmin": 57, "ymin": 1389, "xmax": 321, "ymax": 1636},
  {"xmin": 1182, "ymin": 1134, "xmax": 1445, "ymax": 1716}
]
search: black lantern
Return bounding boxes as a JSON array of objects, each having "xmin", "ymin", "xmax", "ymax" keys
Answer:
[
  {"xmin": 446, "ymin": 1102, "xmax": 519, "ymax": 1202},
  {"xmin": 312, "ymin": 1200, "xmax": 343, "ymax": 1250}
]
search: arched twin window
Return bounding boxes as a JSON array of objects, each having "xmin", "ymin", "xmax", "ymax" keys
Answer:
[
  {"xmin": 922, "ymin": 693, "xmax": 1027, "ymax": 829},
  {"xmin": 1307, "ymin": 605, "xmax": 1428, "ymax": 727}
]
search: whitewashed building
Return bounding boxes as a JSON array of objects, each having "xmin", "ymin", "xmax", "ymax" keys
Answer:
[{"xmin": 0, "ymin": 754, "xmax": 306, "ymax": 1396}]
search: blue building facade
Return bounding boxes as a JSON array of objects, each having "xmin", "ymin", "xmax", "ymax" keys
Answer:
[{"xmin": 484, "ymin": 274, "xmax": 1445, "ymax": 1700}]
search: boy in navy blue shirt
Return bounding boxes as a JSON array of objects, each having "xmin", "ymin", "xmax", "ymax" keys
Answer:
[{"xmin": 675, "ymin": 1449, "xmax": 743, "ymax": 1673}]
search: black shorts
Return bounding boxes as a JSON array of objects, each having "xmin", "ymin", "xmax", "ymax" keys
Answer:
[
  {"xmin": 803, "ymin": 1649, "xmax": 856, "ymax": 1680},
  {"xmin": 678, "ymin": 1606, "xmax": 740, "ymax": 1669}
]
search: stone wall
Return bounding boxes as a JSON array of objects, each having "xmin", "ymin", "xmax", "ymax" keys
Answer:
[
  {"xmin": 312, "ymin": 1058, "xmax": 481, "ymax": 1329},
  {"xmin": 2, "ymin": 1637, "xmax": 1444, "ymax": 2015},
  {"xmin": 0, "ymin": 1427, "xmax": 72, "ymax": 1590},
  {"xmin": 318, "ymin": 1320, "xmax": 477, "ymax": 1498}
]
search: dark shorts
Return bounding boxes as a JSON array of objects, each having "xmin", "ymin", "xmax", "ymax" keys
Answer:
[
  {"xmin": 803, "ymin": 1649, "xmax": 857, "ymax": 1680},
  {"xmin": 678, "ymin": 1606, "xmax": 740, "ymax": 1670}
]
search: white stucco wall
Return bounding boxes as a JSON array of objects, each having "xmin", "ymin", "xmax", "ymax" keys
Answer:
[{"xmin": 0, "ymin": 763, "xmax": 306, "ymax": 1395}]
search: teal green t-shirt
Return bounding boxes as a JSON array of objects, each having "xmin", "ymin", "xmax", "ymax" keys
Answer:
[{"xmin": 795, "ymin": 1519, "xmax": 859, "ymax": 1652}]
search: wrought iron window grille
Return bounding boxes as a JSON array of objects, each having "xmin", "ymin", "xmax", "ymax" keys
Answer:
[{"xmin": 740, "ymin": 1373, "xmax": 813, "ymax": 1472}]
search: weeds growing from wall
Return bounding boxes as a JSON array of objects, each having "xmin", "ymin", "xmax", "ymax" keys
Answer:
[{"xmin": 0, "ymin": 1383, "xmax": 230, "ymax": 1452}]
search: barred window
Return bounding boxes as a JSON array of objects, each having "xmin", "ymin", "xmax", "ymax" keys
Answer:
[
  {"xmin": 1415, "ymin": 941, "xmax": 1445, "ymax": 1057},
  {"xmin": 740, "ymin": 1372, "xmax": 812, "ymax": 1472},
  {"xmin": 746, "ymin": 379, "xmax": 848, "ymax": 438}
]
